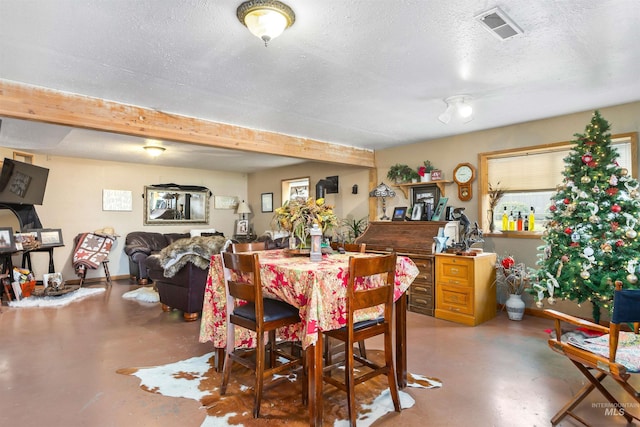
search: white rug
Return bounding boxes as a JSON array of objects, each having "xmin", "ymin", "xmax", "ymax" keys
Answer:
[
  {"xmin": 122, "ymin": 287, "xmax": 159, "ymax": 303},
  {"xmin": 8, "ymin": 287, "xmax": 106, "ymax": 308}
]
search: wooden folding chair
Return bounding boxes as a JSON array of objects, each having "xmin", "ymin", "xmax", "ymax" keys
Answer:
[
  {"xmin": 545, "ymin": 282, "xmax": 640, "ymax": 426},
  {"xmin": 323, "ymin": 252, "xmax": 401, "ymax": 426}
]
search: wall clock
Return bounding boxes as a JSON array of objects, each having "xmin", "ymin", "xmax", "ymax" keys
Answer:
[{"xmin": 453, "ymin": 162, "xmax": 476, "ymax": 201}]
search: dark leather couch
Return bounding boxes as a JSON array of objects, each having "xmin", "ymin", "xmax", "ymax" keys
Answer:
[{"xmin": 124, "ymin": 231, "xmax": 191, "ymax": 284}]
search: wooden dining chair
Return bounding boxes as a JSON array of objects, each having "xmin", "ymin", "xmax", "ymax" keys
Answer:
[
  {"xmin": 323, "ymin": 252, "xmax": 400, "ymax": 426},
  {"xmin": 545, "ymin": 282, "xmax": 640, "ymax": 426},
  {"xmin": 324, "ymin": 242, "xmax": 368, "ymax": 365},
  {"xmin": 220, "ymin": 251, "xmax": 305, "ymax": 418},
  {"xmin": 231, "ymin": 241, "xmax": 266, "ymax": 253}
]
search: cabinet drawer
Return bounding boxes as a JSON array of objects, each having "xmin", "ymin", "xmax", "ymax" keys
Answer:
[
  {"xmin": 437, "ymin": 285, "xmax": 473, "ymax": 315},
  {"xmin": 410, "ymin": 281, "xmax": 433, "ymax": 297},
  {"xmin": 438, "ymin": 259, "xmax": 472, "ymax": 286},
  {"xmin": 411, "ymin": 258, "xmax": 434, "ymax": 282}
]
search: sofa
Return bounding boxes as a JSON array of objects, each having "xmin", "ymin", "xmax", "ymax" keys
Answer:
[
  {"xmin": 124, "ymin": 231, "xmax": 191, "ymax": 284},
  {"xmin": 144, "ymin": 234, "xmax": 227, "ymax": 321}
]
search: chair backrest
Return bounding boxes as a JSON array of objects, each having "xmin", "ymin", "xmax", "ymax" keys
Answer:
[
  {"xmin": 346, "ymin": 252, "xmax": 396, "ymax": 315},
  {"xmin": 221, "ymin": 251, "xmax": 264, "ymax": 315},
  {"xmin": 343, "ymin": 243, "xmax": 366, "ymax": 253},
  {"xmin": 232, "ymin": 241, "xmax": 266, "ymax": 253}
]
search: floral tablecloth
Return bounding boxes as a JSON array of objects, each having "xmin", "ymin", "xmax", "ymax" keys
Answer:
[{"xmin": 199, "ymin": 249, "xmax": 419, "ymax": 350}]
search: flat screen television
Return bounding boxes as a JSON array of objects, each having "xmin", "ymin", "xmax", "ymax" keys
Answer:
[{"xmin": 0, "ymin": 158, "xmax": 49, "ymax": 205}]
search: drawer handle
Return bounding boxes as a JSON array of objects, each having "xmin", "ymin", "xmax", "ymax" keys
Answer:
[
  {"xmin": 450, "ymin": 267, "xmax": 459, "ymax": 273},
  {"xmin": 415, "ymin": 298, "xmax": 428, "ymax": 304},
  {"xmin": 450, "ymin": 307, "xmax": 460, "ymax": 312},
  {"xmin": 451, "ymin": 280, "xmax": 460, "ymax": 284},
  {"xmin": 414, "ymin": 286, "xmax": 428, "ymax": 292}
]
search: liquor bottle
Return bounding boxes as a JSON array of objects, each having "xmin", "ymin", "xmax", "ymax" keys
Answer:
[
  {"xmin": 502, "ymin": 207, "xmax": 508, "ymax": 231},
  {"xmin": 516, "ymin": 211, "xmax": 523, "ymax": 231},
  {"xmin": 528, "ymin": 207, "xmax": 535, "ymax": 231},
  {"xmin": 508, "ymin": 211, "xmax": 515, "ymax": 231},
  {"xmin": 524, "ymin": 215, "xmax": 529, "ymax": 231}
]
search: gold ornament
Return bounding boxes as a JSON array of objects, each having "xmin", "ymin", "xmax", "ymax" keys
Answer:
[
  {"xmin": 626, "ymin": 229, "xmax": 638, "ymax": 239},
  {"xmin": 601, "ymin": 242, "xmax": 612, "ymax": 253},
  {"xmin": 627, "ymin": 274, "xmax": 638, "ymax": 284},
  {"xmin": 621, "ymin": 168, "xmax": 629, "ymax": 176},
  {"xmin": 581, "ymin": 175, "xmax": 591, "ymax": 184}
]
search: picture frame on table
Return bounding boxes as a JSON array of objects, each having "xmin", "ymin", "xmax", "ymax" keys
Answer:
[
  {"xmin": 0, "ymin": 227, "xmax": 16, "ymax": 253},
  {"xmin": 431, "ymin": 197, "xmax": 448, "ymax": 221},
  {"xmin": 411, "ymin": 203, "xmax": 424, "ymax": 221},
  {"xmin": 392, "ymin": 206, "xmax": 408, "ymax": 221},
  {"xmin": 37, "ymin": 228, "xmax": 64, "ymax": 247},
  {"xmin": 261, "ymin": 192, "xmax": 273, "ymax": 213},
  {"xmin": 235, "ymin": 219, "xmax": 249, "ymax": 236}
]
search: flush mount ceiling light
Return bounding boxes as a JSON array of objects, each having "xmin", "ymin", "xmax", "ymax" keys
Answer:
[
  {"xmin": 143, "ymin": 145, "xmax": 166, "ymax": 157},
  {"xmin": 237, "ymin": 0, "xmax": 295, "ymax": 46},
  {"xmin": 438, "ymin": 96, "xmax": 474, "ymax": 124}
]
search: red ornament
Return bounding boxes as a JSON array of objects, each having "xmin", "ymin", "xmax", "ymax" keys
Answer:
[
  {"xmin": 564, "ymin": 227, "xmax": 573, "ymax": 235},
  {"xmin": 611, "ymin": 204, "xmax": 622, "ymax": 213},
  {"xmin": 564, "ymin": 198, "xmax": 571, "ymax": 204},
  {"xmin": 587, "ymin": 161, "xmax": 598, "ymax": 168},
  {"xmin": 561, "ymin": 255, "xmax": 569, "ymax": 262},
  {"xmin": 606, "ymin": 187, "xmax": 619, "ymax": 196},
  {"xmin": 616, "ymin": 240, "xmax": 624, "ymax": 247},
  {"xmin": 501, "ymin": 256, "xmax": 515, "ymax": 269},
  {"xmin": 570, "ymin": 242, "xmax": 580, "ymax": 247},
  {"xmin": 611, "ymin": 222, "xmax": 619, "ymax": 231},
  {"xmin": 582, "ymin": 153, "xmax": 593, "ymax": 163},
  {"xmin": 550, "ymin": 205, "xmax": 557, "ymax": 212}
]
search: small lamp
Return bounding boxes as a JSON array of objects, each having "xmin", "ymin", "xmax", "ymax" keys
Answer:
[
  {"xmin": 438, "ymin": 95, "xmax": 474, "ymax": 124},
  {"xmin": 369, "ymin": 183, "xmax": 396, "ymax": 221},
  {"xmin": 237, "ymin": 200, "xmax": 252, "ymax": 220},
  {"xmin": 237, "ymin": 0, "xmax": 295, "ymax": 46},
  {"xmin": 309, "ymin": 223, "xmax": 322, "ymax": 262}
]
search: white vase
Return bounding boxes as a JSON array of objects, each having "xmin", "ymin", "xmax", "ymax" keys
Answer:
[
  {"xmin": 420, "ymin": 175, "xmax": 431, "ymax": 182},
  {"xmin": 505, "ymin": 294, "xmax": 525, "ymax": 321}
]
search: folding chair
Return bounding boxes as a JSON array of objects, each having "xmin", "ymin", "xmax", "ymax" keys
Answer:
[{"xmin": 545, "ymin": 282, "xmax": 640, "ymax": 426}]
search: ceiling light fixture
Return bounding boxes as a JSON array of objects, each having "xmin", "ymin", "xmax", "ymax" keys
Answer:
[
  {"xmin": 237, "ymin": 0, "xmax": 295, "ymax": 46},
  {"xmin": 438, "ymin": 96, "xmax": 474, "ymax": 124},
  {"xmin": 143, "ymin": 145, "xmax": 166, "ymax": 157}
]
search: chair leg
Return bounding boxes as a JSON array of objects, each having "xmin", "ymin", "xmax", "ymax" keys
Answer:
[
  {"xmin": 102, "ymin": 261, "xmax": 111, "ymax": 285},
  {"xmin": 345, "ymin": 338, "xmax": 357, "ymax": 427},
  {"xmin": 254, "ymin": 328, "xmax": 265, "ymax": 418},
  {"xmin": 357, "ymin": 340, "xmax": 367, "ymax": 359},
  {"xmin": 220, "ymin": 345, "xmax": 234, "ymax": 395}
]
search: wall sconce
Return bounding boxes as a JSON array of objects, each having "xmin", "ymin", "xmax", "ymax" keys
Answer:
[
  {"xmin": 143, "ymin": 145, "xmax": 166, "ymax": 157},
  {"xmin": 352, "ymin": 184, "xmax": 358, "ymax": 194},
  {"xmin": 438, "ymin": 95, "xmax": 474, "ymax": 124},
  {"xmin": 237, "ymin": 0, "xmax": 295, "ymax": 46}
]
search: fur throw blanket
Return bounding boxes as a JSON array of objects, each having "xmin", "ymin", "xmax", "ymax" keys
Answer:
[{"xmin": 158, "ymin": 235, "xmax": 226, "ymax": 278}]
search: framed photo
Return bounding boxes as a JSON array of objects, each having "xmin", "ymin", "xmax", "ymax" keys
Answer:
[
  {"xmin": 235, "ymin": 219, "xmax": 249, "ymax": 236},
  {"xmin": 0, "ymin": 227, "xmax": 16, "ymax": 253},
  {"xmin": 392, "ymin": 206, "xmax": 407, "ymax": 221},
  {"xmin": 411, "ymin": 203, "xmax": 424, "ymax": 221},
  {"xmin": 43, "ymin": 272, "xmax": 64, "ymax": 289},
  {"xmin": 431, "ymin": 197, "xmax": 449, "ymax": 221},
  {"xmin": 261, "ymin": 192, "xmax": 273, "ymax": 213},
  {"xmin": 38, "ymin": 228, "xmax": 64, "ymax": 247},
  {"xmin": 412, "ymin": 184, "xmax": 440, "ymax": 218}
]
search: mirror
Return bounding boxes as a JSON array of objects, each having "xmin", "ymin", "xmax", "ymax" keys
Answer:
[{"xmin": 144, "ymin": 185, "xmax": 210, "ymax": 225}]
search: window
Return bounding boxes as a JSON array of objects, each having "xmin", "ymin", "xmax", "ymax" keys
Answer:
[
  {"xmin": 281, "ymin": 177, "xmax": 309, "ymax": 205},
  {"xmin": 479, "ymin": 132, "xmax": 637, "ymax": 236}
]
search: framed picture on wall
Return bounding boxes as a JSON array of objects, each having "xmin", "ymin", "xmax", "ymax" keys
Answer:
[{"xmin": 261, "ymin": 192, "xmax": 273, "ymax": 213}]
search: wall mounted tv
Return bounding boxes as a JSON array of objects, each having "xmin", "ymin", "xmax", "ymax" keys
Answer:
[{"xmin": 0, "ymin": 158, "xmax": 49, "ymax": 205}]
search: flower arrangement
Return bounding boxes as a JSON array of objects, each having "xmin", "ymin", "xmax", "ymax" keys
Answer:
[
  {"xmin": 496, "ymin": 255, "xmax": 531, "ymax": 295},
  {"xmin": 273, "ymin": 197, "xmax": 338, "ymax": 247},
  {"xmin": 488, "ymin": 181, "xmax": 505, "ymax": 211},
  {"xmin": 417, "ymin": 160, "xmax": 435, "ymax": 177}
]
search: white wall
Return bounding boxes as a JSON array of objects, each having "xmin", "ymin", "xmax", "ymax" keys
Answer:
[{"xmin": 0, "ymin": 150, "xmax": 247, "ymax": 282}]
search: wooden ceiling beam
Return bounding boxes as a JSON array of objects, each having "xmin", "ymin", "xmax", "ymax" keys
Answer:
[{"xmin": 0, "ymin": 80, "xmax": 375, "ymax": 168}]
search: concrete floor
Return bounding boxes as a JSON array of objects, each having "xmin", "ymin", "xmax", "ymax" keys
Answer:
[{"xmin": 1, "ymin": 280, "xmax": 639, "ymax": 427}]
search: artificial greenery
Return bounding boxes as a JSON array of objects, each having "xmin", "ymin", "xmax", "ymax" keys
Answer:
[
  {"xmin": 386, "ymin": 164, "xmax": 414, "ymax": 183},
  {"xmin": 340, "ymin": 216, "xmax": 369, "ymax": 242},
  {"xmin": 533, "ymin": 111, "xmax": 640, "ymax": 323}
]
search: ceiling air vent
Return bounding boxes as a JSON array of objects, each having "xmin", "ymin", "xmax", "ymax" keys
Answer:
[{"xmin": 475, "ymin": 7, "xmax": 523, "ymax": 41}]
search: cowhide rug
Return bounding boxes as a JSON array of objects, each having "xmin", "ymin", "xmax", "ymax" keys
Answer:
[
  {"xmin": 117, "ymin": 350, "xmax": 442, "ymax": 426},
  {"xmin": 122, "ymin": 286, "xmax": 160, "ymax": 303}
]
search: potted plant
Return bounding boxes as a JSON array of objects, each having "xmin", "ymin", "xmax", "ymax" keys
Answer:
[
  {"xmin": 418, "ymin": 160, "xmax": 435, "ymax": 182},
  {"xmin": 495, "ymin": 255, "xmax": 533, "ymax": 320},
  {"xmin": 340, "ymin": 216, "xmax": 369, "ymax": 243},
  {"xmin": 386, "ymin": 164, "xmax": 414, "ymax": 183}
]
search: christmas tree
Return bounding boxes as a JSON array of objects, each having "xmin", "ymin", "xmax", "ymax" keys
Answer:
[{"xmin": 533, "ymin": 111, "xmax": 640, "ymax": 323}]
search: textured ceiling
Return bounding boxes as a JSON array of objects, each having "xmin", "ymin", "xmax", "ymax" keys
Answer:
[{"xmin": 0, "ymin": 0, "xmax": 639, "ymax": 172}]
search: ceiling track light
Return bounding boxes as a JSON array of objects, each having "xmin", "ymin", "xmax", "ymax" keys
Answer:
[
  {"xmin": 237, "ymin": 0, "xmax": 295, "ymax": 47},
  {"xmin": 438, "ymin": 95, "xmax": 474, "ymax": 124}
]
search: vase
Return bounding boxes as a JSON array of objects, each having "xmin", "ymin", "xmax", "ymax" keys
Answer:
[
  {"xmin": 420, "ymin": 175, "xmax": 431, "ymax": 182},
  {"xmin": 487, "ymin": 209, "xmax": 495, "ymax": 233},
  {"xmin": 505, "ymin": 294, "xmax": 525, "ymax": 321}
]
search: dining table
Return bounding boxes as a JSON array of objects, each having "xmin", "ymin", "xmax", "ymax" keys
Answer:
[{"xmin": 199, "ymin": 248, "xmax": 419, "ymax": 426}]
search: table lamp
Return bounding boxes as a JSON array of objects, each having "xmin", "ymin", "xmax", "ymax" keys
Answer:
[
  {"xmin": 369, "ymin": 183, "xmax": 396, "ymax": 220},
  {"xmin": 237, "ymin": 200, "xmax": 252, "ymax": 220}
]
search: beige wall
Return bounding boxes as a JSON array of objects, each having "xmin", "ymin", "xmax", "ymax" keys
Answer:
[
  {"xmin": 247, "ymin": 162, "xmax": 371, "ymax": 238},
  {"xmin": 0, "ymin": 149, "xmax": 247, "ymax": 282}
]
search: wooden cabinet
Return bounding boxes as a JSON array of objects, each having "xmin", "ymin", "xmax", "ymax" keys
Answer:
[
  {"xmin": 435, "ymin": 252, "xmax": 497, "ymax": 326},
  {"xmin": 356, "ymin": 221, "xmax": 456, "ymax": 316}
]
